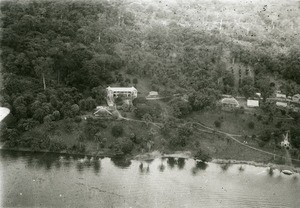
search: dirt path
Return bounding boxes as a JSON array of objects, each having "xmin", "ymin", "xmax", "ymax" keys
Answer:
[
  {"xmin": 113, "ymin": 109, "xmax": 300, "ymax": 164},
  {"xmin": 189, "ymin": 121, "xmax": 300, "ymax": 163}
]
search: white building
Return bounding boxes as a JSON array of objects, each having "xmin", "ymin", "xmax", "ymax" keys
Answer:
[
  {"xmin": 276, "ymin": 93, "xmax": 286, "ymax": 99},
  {"xmin": 247, "ymin": 100, "xmax": 259, "ymax": 107},
  {"xmin": 106, "ymin": 86, "xmax": 138, "ymax": 99},
  {"xmin": 276, "ymin": 101, "xmax": 288, "ymax": 108},
  {"xmin": 148, "ymin": 91, "xmax": 158, "ymax": 97}
]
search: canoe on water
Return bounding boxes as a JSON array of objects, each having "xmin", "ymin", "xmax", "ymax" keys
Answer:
[{"xmin": 282, "ymin": 170, "xmax": 293, "ymax": 175}]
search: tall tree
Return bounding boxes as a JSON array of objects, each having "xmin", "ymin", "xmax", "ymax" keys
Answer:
[{"xmin": 34, "ymin": 57, "xmax": 54, "ymax": 90}]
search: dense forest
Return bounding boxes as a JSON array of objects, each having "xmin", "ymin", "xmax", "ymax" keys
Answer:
[{"xmin": 0, "ymin": 0, "xmax": 300, "ymax": 153}]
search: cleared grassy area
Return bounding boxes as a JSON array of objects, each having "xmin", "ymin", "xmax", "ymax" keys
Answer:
[
  {"xmin": 188, "ymin": 110, "xmax": 277, "ymax": 136},
  {"xmin": 189, "ymin": 129, "xmax": 287, "ymax": 164}
]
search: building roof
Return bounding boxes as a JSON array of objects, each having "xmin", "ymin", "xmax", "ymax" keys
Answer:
[
  {"xmin": 255, "ymin": 92, "xmax": 261, "ymax": 97},
  {"xmin": 94, "ymin": 106, "xmax": 112, "ymax": 115},
  {"xmin": 221, "ymin": 97, "xmax": 239, "ymax": 106},
  {"xmin": 247, "ymin": 100, "xmax": 259, "ymax": 107},
  {"xmin": 276, "ymin": 101, "xmax": 288, "ymax": 107},
  {"xmin": 106, "ymin": 86, "xmax": 137, "ymax": 92},
  {"xmin": 276, "ymin": 93, "xmax": 286, "ymax": 98},
  {"xmin": 149, "ymin": 91, "xmax": 158, "ymax": 96}
]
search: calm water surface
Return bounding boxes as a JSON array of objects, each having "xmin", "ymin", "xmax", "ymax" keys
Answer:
[{"xmin": 0, "ymin": 150, "xmax": 299, "ymax": 208}]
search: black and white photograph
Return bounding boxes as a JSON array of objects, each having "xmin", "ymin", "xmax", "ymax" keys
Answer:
[{"xmin": 0, "ymin": 0, "xmax": 300, "ymax": 207}]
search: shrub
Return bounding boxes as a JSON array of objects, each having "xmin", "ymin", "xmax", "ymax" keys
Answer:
[
  {"xmin": 214, "ymin": 120, "xmax": 221, "ymax": 128},
  {"xmin": 170, "ymin": 135, "xmax": 189, "ymax": 147},
  {"xmin": 63, "ymin": 119, "xmax": 74, "ymax": 133},
  {"xmin": 111, "ymin": 125, "xmax": 124, "ymax": 137},
  {"xmin": 52, "ymin": 110, "xmax": 61, "ymax": 121},
  {"xmin": 118, "ymin": 137, "xmax": 134, "ymax": 154},
  {"xmin": 71, "ymin": 104, "xmax": 80, "ymax": 116},
  {"xmin": 133, "ymin": 78, "xmax": 138, "ymax": 85},
  {"xmin": 194, "ymin": 149, "xmax": 212, "ymax": 162},
  {"xmin": 248, "ymin": 121, "xmax": 255, "ymax": 129},
  {"xmin": 257, "ymin": 115, "xmax": 262, "ymax": 121},
  {"xmin": 132, "ymin": 97, "xmax": 147, "ymax": 106},
  {"xmin": 74, "ymin": 116, "xmax": 82, "ymax": 123},
  {"xmin": 49, "ymin": 141, "xmax": 67, "ymax": 152},
  {"xmin": 260, "ymin": 130, "xmax": 272, "ymax": 142},
  {"xmin": 275, "ymin": 121, "xmax": 282, "ymax": 128}
]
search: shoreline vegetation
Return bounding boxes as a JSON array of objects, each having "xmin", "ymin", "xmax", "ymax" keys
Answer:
[{"xmin": 1, "ymin": 147, "xmax": 299, "ymax": 174}]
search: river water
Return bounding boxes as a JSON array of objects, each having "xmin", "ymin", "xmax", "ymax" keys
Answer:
[{"xmin": 0, "ymin": 150, "xmax": 299, "ymax": 208}]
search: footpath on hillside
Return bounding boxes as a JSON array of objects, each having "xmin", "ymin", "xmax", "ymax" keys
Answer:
[{"xmin": 117, "ymin": 109, "xmax": 300, "ymax": 165}]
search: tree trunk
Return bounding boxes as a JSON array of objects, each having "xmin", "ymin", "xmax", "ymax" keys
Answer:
[{"xmin": 42, "ymin": 73, "xmax": 46, "ymax": 90}]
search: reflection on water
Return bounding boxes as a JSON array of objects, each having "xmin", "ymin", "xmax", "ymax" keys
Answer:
[
  {"xmin": 167, "ymin": 157, "xmax": 176, "ymax": 169},
  {"xmin": 220, "ymin": 162, "xmax": 231, "ymax": 171},
  {"xmin": 177, "ymin": 158, "xmax": 185, "ymax": 169},
  {"xmin": 192, "ymin": 161, "xmax": 208, "ymax": 175},
  {"xmin": 1, "ymin": 150, "xmax": 300, "ymax": 208},
  {"xmin": 139, "ymin": 162, "xmax": 150, "ymax": 174},
  {"xmin": 110, "ymin": 156, "xmax": 131, "ymax": 168},
  {"xmin": 158, "ymin": 159, "xmax": 166, "ymax": 172}
]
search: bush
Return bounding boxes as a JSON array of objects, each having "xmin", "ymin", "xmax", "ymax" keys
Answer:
[
  {"xmin": 132, "ymin": 97, "xmax": 147, "ymax": 106},
  {"xmin": 118, "ymin": 137, "xmax": 134, "ymax": 154},
  {"xmin": 63, "ymin": 119, "xmax": 74, "ymax": 133},
  {"xmin": 275, "ymin": 121, "xmax": 282, "ymax": 128},
  {"xmin": 111, "ymin": 125, "xmax": 124, "ymax": 137},
  {"xmin": 74, "ymin": 116, "xmax": 82, "ymax": 123},
  {"xmin": 49, "ymin": 141, "xmax": 67, "ymax": 152},
  {"xmin": 260, "ymin": 130, "xmax": 272, "ymax": 142},
  {"xmin": 214, "ymin": 120, "xmax": 221, "ymax": 128},
  {"xmin": 194, "ymin": 149, "xmax": 212, "ymax": 162},
  {"xmin": 169, "ymin": 135, "xmax": 189, "ymax": 147},
  {"xmin": 257, "ymin": 115, "xmax": 262, "ymax": 121},
  {"xmin": 133, "ymin": 78, "xmax": 138, "ymax": 85},
  {"xmin": 248, "ymin": 121, "xmax": 255, "ymax": 129},
  {"xmin": 52, "ymin": 110, "xmax": 61, "ymax": 121}
]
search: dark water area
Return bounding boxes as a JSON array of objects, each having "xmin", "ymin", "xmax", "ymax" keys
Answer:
[{"xmin": 1, "ymin": 150, "xmax": 300, "ymax": 207}]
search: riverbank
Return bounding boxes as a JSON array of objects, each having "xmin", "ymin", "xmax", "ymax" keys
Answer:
[
  {"xmin": 2, "ymin": 144, "xmax": 300, "ymax": 174},
  {"xmin": 1, "ymin": 113, "xmax": 299, "ymax": 170},
  {"xmin": 133, "ymin": 150, "xmax": 300, "ymax": 173}
]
